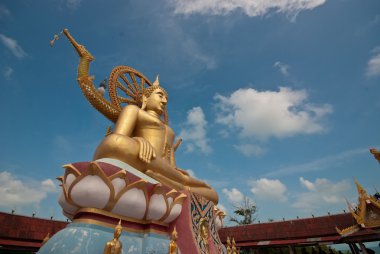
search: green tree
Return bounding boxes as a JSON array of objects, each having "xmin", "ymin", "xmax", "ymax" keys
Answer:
[{"xmin": 230, "ymin": 196, "xmax": 257, "ymax": 225}]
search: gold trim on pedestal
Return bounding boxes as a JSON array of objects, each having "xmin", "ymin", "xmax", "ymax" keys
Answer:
[
  {"xmin": 74, "ymin": 207, "xmax": 169, "ymax": 227},
  {"xmin": 73, "ymin": 218, "xmax": 168, "ymax": 235}
]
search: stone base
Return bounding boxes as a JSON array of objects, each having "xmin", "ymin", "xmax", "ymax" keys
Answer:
[{"xmin": 50, "ymin": 159, "xmax": 226, "ymax": 253}]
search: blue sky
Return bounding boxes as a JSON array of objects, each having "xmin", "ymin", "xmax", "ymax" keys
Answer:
[{"xmin": 1, "ymin": 0, "xmax": 380, "ymax": 224}]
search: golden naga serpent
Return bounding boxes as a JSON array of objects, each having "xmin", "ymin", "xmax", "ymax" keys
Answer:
[{"xmin": 52, "ymin": 28, "xmax": 168, "ymax": 124}]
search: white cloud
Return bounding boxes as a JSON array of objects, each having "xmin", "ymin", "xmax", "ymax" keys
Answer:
[
  {"xmin": 0, "ymin": 34, "xmax": 27, "ymax": 59},
  {"xmin": 234, "ymin": 143, "xmax": 266, "ymax": 157},
  {"xmin": 169, "ymin": 0, "xmax": 326, "ymax": 20},
  {"xmin": 265, "ymin": 147, "xmax": 367, "ymax": 177},
  {"xmin": 250, "ymin": 178, "xmax": 287, "ymax": 202},
  {"xmin": 0, "ymin": 171, "xmax": 57, "ymax": 209},
  {"xmin": 292, "ymin": 177, "xmax": 351, "ymax": 212},
  {"xmin": 299, "ymin": 177, "xmax": 315, "ymax": 191},
  {"xmin": 274, "ymin": 61, "xmax": 290, "ymax": 76},
  {"xmin": 365, "ymin": 47, "xmax": 380, "ymax": 78},
  {"xmin": 41, "ymin": 179, "xmax": 58, "ymax": 193},
  {"xmin": 215, "ymin": 87, "xmax": 332, "ymax": 140},
  {"xmin": 179, "ymin": 107, "xmax": 212, "ymax": 154},
  {"xmin": 222, "ymin": 187, "xmax": 244, "ymax": 204},
  {"xmin": 2, "ymin": 66, "xmax": 13, "ymax": 79}
]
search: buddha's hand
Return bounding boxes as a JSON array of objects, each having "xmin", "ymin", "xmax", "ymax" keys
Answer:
[{"xmin": 133, "ymin": 137, "xmax": 156, "ymax": 163}]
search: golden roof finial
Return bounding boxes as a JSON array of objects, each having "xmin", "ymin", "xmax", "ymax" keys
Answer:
[
  {"xmin": 231, "ymin": 237, "xmax": 237, "ymax": 254},
  {"xmin": 153, "ymin": 74, "xmax": 160, "ymax": 86},
  {"xmin": 41, "ymin": 232, "xmax": 50, "ymax": 246},
  {"xmin": 226, "ymin": 236, "xmax": 232, "ymax": 254}
]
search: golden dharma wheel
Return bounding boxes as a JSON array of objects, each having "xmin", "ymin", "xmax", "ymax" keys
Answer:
[
  {"xmin": 108, "ymin": 65, "xmax": 168, "ymax": 123},
  {"xmin": 108, "ymin": 65, "xmax": 153, "ymax": 110}
]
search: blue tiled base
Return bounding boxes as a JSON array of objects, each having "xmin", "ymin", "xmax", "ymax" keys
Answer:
[{"xmin": 37, "ymin": 222, "xmax": 174, "ymax": 254}]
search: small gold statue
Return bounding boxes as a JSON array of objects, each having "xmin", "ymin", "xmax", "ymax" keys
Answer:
[
  {"xmin": 168, "ymin": 227, "xmax": 179, "ymax": 254},
  {"xmin": 103, "ymin": 220, "xmax": 123, "ymax": 254}
]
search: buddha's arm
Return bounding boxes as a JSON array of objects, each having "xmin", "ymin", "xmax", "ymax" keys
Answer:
[
  {"xmin": 170, "ymin": 139, "xmax": 189, "ymax": 175},
  {"xmin": 114, "ymin": 105, "xmax": 156, "ymax": 163},
  {"xmin": 113, "ymin": 105, "xmax": 138, "ymax": 136}
]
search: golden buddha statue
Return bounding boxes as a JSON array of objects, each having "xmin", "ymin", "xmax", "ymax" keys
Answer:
[
  {"xmin": 93, "ymin": 77, "xmax": 219, "ymax": 204},
  {"xmin": 61, "ymin": 28, "xmax": 218, "ymax": 204},
  {"xmin": 168, "ymin": 227, "xmax": 179, "ymax": 254},
  {"xmin": 103, "ymin": 220, "xmax": 123, "ymax": 254}
]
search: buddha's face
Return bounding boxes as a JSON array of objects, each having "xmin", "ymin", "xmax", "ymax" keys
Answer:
[
  {"xmin": 145, "ymin": 88, "xmax": 167, "ymax": 114},
  {"xmin": 114, "ymin": 227, "xmax": 122, "ymax": 238}
]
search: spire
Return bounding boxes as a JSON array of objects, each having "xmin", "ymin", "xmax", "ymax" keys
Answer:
[{"xmin": 153, "ymin": 74, "xmax": 159, "ymax": 86}]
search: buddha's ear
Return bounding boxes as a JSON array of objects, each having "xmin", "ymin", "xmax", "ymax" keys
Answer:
[{"xmin": 141, "ymin": 95, "xmax": 147, "ymax": 110}]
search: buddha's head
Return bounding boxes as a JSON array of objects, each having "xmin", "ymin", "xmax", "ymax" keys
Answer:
[
  {"xmin": 141, "ymin": 75, "xmax": 168, "ymax": 115},
  {"xmin": 114, "ymin": 220, "xmax": 123, "ymax": 238}
]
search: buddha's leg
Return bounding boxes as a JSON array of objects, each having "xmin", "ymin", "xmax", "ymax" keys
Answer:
[
  {"xmin": 149, "ymin": 172, "xmax": 218, "ymax": 203},
  {"xmin": 145, "ymin": 170, "xmax": 219, "ymax": 204},
  {"xmin": 148, "ymin": 159, "xmax": 211, "ymax": 188},
  {"xmin": 182, "ymin": 174, "xmax": 211, "ymax": 188},
  {"xmin": 145, "ymin": 169, "xmax": 185, "ymax": 190},
  {"xmin": 189, "ymin": 186, "xmax": 219, "ymax": 204},
  {"xmin": 93, "ymin": 133, "xmax": 147, "ymax": 172}
]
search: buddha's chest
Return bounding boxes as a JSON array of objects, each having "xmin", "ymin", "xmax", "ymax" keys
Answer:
[{"xmin": 135, "ymin": 114, "xmax": 175, "ymax": 148}]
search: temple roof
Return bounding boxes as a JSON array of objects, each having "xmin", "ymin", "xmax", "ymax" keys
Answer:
[
  {"xmin": 0, "ymin": 211, "xmax": 379, "ymax": 250},
  {"xmin": 0, "ymin": 211, "xmax": 67, "ymax": 251},
  {"xmin": 219, "ymin": 213, "xmax": 380, "ymax": 247}
]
